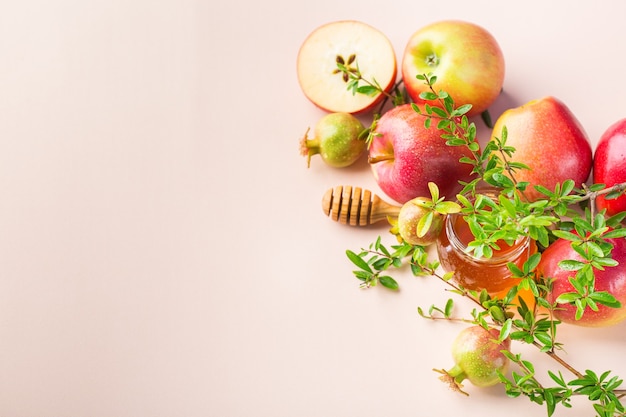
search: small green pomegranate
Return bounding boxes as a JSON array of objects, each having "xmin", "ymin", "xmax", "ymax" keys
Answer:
[
  {"xmin": 299, "ymin": 112, "xmax": 366, "ymax": 168},
  {"xmin": 394, "ymin": 182, "xmax": 460, "ymax": 246},
  {"xmin": 435, "ymin": 325, "xmax": 510, "ymax": 395}
]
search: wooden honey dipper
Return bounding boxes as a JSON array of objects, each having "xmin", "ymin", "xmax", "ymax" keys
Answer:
[{"xmin": 322, "ymin": 185, "xmax": 401, "ymax": 226}]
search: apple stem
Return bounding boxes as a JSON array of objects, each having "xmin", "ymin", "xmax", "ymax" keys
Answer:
[{"xmin": 368, "ymin": 154, "xmax": 394, "ymax": 164}]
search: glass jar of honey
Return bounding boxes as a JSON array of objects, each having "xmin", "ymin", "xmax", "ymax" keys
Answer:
[{"xmin": 436, "ymin": 188, "xmax": 537, "ymax": 304}]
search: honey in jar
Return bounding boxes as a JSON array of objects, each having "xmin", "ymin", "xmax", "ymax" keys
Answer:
[{"xmin": 436, "ymin": 211, "xmax": 537, "ymax": 305}]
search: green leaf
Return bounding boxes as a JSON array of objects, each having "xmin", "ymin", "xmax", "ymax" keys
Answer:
[
  {"xmin": 560, "ymin": 179, "xmax": 575, "ymax": 196},
  {"xmin": 454, "ymin": 103, "xmax": 472, "ymax": 116},
  {"xmin": 437, "ymin": 119, "xmax": 452, "ymax": 131},
  {"xmin": 416, "ymin": 211, "xmax": 434, "ymax": 238},
  {"xmin": 442, "ymin": 271, "xmax": 454, "ymax": 281},
  {"xmin": 353, "ymin": 270, "xmax": 371, "ymax": 281},
  {"xmin": 444, "ymin": 298, "xmax": 454, "ymax": 317},
  {"xmin": 548, "ymin": 370, "xmax": 567, "ymax": 387},
  {"xmin": 588, "ymin": 183, "xmax": 606, "ymax": 192},
  {"xmin": 443, "ymin": 96, "xmax": 454, "ymax": 114},
  {"xmin": 534, "ymin": 331, "xmax": 553, "ymax": 347},
  {"xmin": 420, "ymin": 91, "xmax": 438, "ymax": 101},
  {"xmin": 590, "ymin": 291, "xmax": 622, "ymax": 308},
  {"xmin": 467, "ymin": 141, "xmax": 480, "ymax": 152},
  {"xmin": 575, "ymin": 299, "xmax": 584, "ymax": 320},
  {"xmin": 372, "ymin": 257, "xmax": 392, "ymax": 271},
  {"xmin": 569, "ymin": 272, "xmax": 588, "ymax": 293},
  {"xmin": 593, "ymin": 257, "xmax": 619, "ymax": 268},
  {"xmin": 507, "ymin": 262, "xmax": 524, "ymax": 277},
  {"xmin": 558, "ymin": 259, "xmax": 586, "ymax": 271},
  {"xmin": 379, "ymin": 275, "xmax": 399, "ymax": 290},
  {"xmin": 346, "ymin": 250, "xmax": 372, "ymax": 273},
  {"xmin": 435, "ymin": 201, "xmax": 461, "ymax": 215},
  {"xmin": 489, "ymin": 306, "xmax": 506, "ymax": 322},
  {"xmin": 556, "ymin": 292, "xmax": 580, "ymax": 304},
  {"xmin": 545, "ymin": 389, "xmax": 556, "ymax": 417},
  {"xmin": 607, "ymin": 212, "xmax": 626, "ymax": 227},
  {"xmin": 431, "ymin": 107, "xmax": 448, "ymax": 118},
  {"xmin": 551, "ymin": 230, "xmax": 582, "ymax": 242},
  {"xmin": 428, "ymin": 182, "xmax": 440, "ymax": 202},
  {"xmin": 604, "ymin": 228, "xmax": 626, "ymax": 239},
  {"xmin": 500, "ymin": 319, "xmax": 512, "ymax": 341},
  {"xmin": 445, "ymin": 138, "xmax": 467, "ymax": 147},
  {"xmin": 491, "ymin": 172, "xmax": 515, "ymax": 188},
  {"xmin": 356, "ymin": 85, "xmax": 379, "ymax": 97},
  {"xmin": 582, "ymin": 241, "xmax": 606, "ymax": 258},
  {"xmin": 524, "ymin": 253, "xmax": 542, "ymax": 274}
]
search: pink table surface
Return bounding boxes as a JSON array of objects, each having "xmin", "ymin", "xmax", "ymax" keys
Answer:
[{"xmin": 1, "ymin": 1, "xmax": 625, "ymax": 416}]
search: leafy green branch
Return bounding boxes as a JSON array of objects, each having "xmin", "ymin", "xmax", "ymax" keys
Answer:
[{"xmin": 339, "ymin": 62, "xmax": 626, "ymax": 416}]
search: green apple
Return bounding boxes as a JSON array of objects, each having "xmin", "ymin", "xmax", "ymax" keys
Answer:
[{"xmin": 401, "ymin": 20, "xmax": 505, "ymax": 117}]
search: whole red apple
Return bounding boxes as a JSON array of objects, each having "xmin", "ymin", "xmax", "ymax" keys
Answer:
[
  {"xmin": 368, "ymin": 104, "xmax": 475, "ymax": 204},
  {"xmin": 489, "ymin": 96, "xmax": 592, "ymax": 202},
  {"xmin": 594, "ymin": 118, "xmax": 626, "ymax": 216},
  {"xmin": 401, "ymin": 20, "xmax": 505, "ymax": 118},
  {"xmin": 537, "ymin": 237, "xmax": 626, "ymax": 327}
]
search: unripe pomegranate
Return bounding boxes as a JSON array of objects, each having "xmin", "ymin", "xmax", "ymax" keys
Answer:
[
  {"xmin": 299, "ymin": 112, "xmax": 366, "ymax": 168},
  {"xmin": 435, "ymin": 325, "xmax": 510, "ymax": 395},
  {"xmin": 395, "ymin": 183, "xmax": 460, "ymax": 246},
  {"xmin": 397, "ymin": 197, "xmax": 444, "ymax": 246}
]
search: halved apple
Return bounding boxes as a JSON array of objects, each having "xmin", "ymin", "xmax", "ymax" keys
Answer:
[{"xmin": 296, "ymin": 20, "xmax": 397, "ymax": 114}]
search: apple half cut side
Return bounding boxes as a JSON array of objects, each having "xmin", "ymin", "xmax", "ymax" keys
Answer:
[{"xmin": 297, "ymin": 20, "xmax": 397, "ymax": 114}]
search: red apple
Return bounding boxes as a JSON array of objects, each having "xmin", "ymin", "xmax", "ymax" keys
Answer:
[
  {"xmin": 296, "ymin": 20, "xmax": 397, "ymax": 114},
  {"xmin": 402, "ymin": 20, "xmax": 505, "ymax": 118},
  {"xmin": 489, "ymin": 96, "xmax": 593, "ymax": 202},
  {"xmin": 594, "ymin": 118, "xmax": 626, "ymax": 216},
  {"xmin": 368, "ymin": 104, "xmax": 475, "ymax": 204},
  {"xmin": 538, "ymin": 237, "xmax": 626, "ymax": 327}
]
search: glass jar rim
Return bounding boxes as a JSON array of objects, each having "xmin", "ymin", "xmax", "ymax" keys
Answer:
[{"xmin": 444, "ymin": 212, "xmax": 532, "ymax": 265}]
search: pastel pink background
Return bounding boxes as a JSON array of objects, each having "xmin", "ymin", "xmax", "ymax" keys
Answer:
[{"xmin": 1, "ymin": 1, "xmax": 626, "ymax": 416}]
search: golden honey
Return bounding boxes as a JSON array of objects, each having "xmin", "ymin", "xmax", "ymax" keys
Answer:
[{"xmin": 436, "ymin": 208, "xmax": 537, "ymax": 306}]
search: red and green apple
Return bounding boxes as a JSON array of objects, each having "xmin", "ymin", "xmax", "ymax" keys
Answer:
[
  {"xmin": 401, "ymin": 20, "xmax": 505, "ymax": 118},
  {"xmin": 489, "ymin": 96, "xmax": 593, "ymax": 202},
  {"xmin": 368, "ymin": 103, "xmax": 475, "ymax": 204}
]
